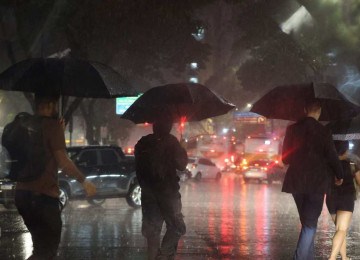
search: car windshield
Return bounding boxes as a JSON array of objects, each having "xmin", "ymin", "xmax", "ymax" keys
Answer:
[{"xmin": 188, "ymin": 158, "xmax": 196, "ymax": 163}]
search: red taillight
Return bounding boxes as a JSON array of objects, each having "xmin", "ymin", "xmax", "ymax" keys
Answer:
[
  {"xmin": 192, "ymin": 163, "xmax": 197, "ymax": 169},
  {"xmin": 126, "ymin": 147, "xmax": 133, "ymax": 154}
]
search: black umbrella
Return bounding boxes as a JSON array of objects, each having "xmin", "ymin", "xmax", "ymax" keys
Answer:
[
  {"xmin": 250, "ymin": 82, "xmax": 359, "ymax": 121},
  {"xmin": 0, "ymin": 57, "xmax": 138, "ymax": 98},
  {"xmin": 121, "ymin": 83, "xmax": 236, "ymax": 123},
  {"xmin": 326, "ymin": 114, "xmax": 360, "ymax": 140}
]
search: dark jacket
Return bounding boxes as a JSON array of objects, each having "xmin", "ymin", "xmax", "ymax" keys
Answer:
[
  {"xmin": 134, "ymin": 133, "xmax": 188, "ymax": 193},
  {"xmin": 282, "ymin": 117, "xmax": 343, "ymax": 194}
]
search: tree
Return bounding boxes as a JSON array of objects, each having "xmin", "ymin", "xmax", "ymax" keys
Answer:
[
  {"xmin": 233, "ymin": 0, "xmax": 329, "ymax": 94},
  {"xmin": 0, "ymin": 0, "xmax": 212, "ymax": 143},
  {"xmin": 234, "ymin": 0, "xmax": 360, "ymax": 95}
]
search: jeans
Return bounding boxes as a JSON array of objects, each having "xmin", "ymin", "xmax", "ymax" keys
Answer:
[
  {"xmin": 141, "ymin": 188, "xmax": 186, "ymax": 260},
  {"xmin": 15, "ymin": 190, "xmax": 62, "ymax": 260},
  {"xmin": 292, "ymin": 193, "xmax": 324, "ymax": 260}
]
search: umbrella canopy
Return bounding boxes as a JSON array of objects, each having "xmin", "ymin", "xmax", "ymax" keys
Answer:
[
  {"xmin": 121, "ymin": 83, "xmax": 236, "ymax": 123},
  {"xmin": 250, "ymin": 82, "xmax": 360, "ymax": 121},
  {"xmin": 326, "ymin": 114, "xmax": 360, "ymax": 140},
  {"xmin": 0, "ymin": 57, "xmax": 138, "ymax": 98}
]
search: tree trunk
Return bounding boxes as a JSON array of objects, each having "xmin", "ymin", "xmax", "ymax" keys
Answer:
[{"xmin": 80, "ymin": 99, "xmax": 100, "ymax": 145}]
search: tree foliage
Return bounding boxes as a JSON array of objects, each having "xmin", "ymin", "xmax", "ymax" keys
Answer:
[
  {"xmin": 0, "ymin": 0, "xmax": 211, "ymax": 143},
  {"xmin": 235, "ymin": 0, "xmax": 360, "ymax": 94}
]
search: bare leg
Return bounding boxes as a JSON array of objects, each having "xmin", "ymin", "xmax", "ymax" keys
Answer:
[{"xmin": 329, "ymin": 211, "xmax": 352, "ymax": 260}]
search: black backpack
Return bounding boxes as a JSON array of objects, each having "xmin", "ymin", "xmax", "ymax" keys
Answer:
[
  {"xmin": 135, "ymin": 135, "xmax": 172, "ymax": 182},
  {"xmin": 1, "ymin": 112, "xmax": 47, "ymax": 182}
]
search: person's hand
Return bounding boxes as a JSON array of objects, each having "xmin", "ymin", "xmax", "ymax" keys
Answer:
[
  {"xmin": 82, "ymin": 180, "xmax": 97, "ymax": 197},
  {"xmin": 59, "ymin": 118, "xmax": 66, "ymax": 132},
  {"xmin": 335, "ymin": 178, "xmax": 343, "ymax": 186},
  {"xmin": 179, "ymin": 138, "xmax": 186, "ymax": 148}
]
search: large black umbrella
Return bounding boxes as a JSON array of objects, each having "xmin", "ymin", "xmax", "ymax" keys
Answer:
[
  {"xmin": 250, "ymin": 82, "xmax": 359, "ymax": 121},
  {"xmin": 0, "ymin": 57, "xmax": 138, "ymax": 98},
  {"xmin": 121, "ymin": 83, "xmax": 236, "ymax": 123},
  {"xmin": 326, "ymin": 114, "xmax": 360, "ymax": 140}
]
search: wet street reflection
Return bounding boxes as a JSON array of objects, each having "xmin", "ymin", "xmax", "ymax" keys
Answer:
[{"xmin": 1, "ymin": 173, "xmax": 360, "ymax": 259}]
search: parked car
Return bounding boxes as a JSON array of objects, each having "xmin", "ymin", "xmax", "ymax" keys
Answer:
[
  {"xmin": 0, "ymin": 145, "xmax": 141, "ymax": 209},
  {"xmin": 242, "ymin": 159, "xmax": 285, "ymax": 184},
  {"xmin": 187, "ymin": 157, "xmax": 222, "ymax": 181}
]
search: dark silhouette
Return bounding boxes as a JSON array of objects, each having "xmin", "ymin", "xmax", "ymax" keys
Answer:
[
  {"xmin": 14, "ymin": 93, "xmax": 96, "ymax": 260},
  {"xmin": 281, "ymin": 99, "xmax": 344, "ymax": 260},
  {"xmin": 326, "ymin": 140, "xmax": 360, "ymax": 260},
  {"xmin": 135, "ymin": 116, "xmax": 188, "ymax": 260}
]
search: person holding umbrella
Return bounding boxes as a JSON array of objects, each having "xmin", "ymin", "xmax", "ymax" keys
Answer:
[
  {"xmin": 14, "ymin": 92, "xmax": 97, "ymax": 260},
  {"xmin": 134, "ymin": 113, "xmax": 188, "ymax": 260},
  {"xmin": 123, "ymin": 82, "xmax": 234, "ymax": 259},
  {"xmin": 281, "ymin": 99, "xmax": 344, "ymax": 260},
  {"xmin": 326, "ymin": 140, "xmax": 360, "ymax": 260}
]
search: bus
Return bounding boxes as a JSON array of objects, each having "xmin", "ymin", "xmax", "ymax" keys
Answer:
[{"xmin": 238, "ymin": 135, "xmax": 283, "ymax": 172}]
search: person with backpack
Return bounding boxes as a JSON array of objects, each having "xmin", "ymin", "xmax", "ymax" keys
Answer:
[
  {"xmin": 134, "ymin": 115, "xmax": 188, "ymax": 260},
  {"xmin": 9, "ymin": 93, "xmax": 96, "ymax": 260}
]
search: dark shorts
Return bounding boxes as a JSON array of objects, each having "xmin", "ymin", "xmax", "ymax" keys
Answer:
[{"xmin": 326, "ymin": 194, "xmax": 355, "ymax": 214}]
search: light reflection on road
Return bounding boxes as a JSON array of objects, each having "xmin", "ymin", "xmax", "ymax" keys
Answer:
[{"xmin": 1, "ymin": 173, "xmax": 360, "ymax": 259}]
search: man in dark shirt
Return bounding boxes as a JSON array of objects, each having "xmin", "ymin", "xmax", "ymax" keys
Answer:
[
  {"xmin": 282, "ymin": 99, "xmax": 344, "ymax": 260},
  {"xmin": 135, "ymin": 116, "xmax": 188, "ymax": 260},
  {"xmin": 15, "ymin": 93, "xmax": 96, "ymax": 260}
]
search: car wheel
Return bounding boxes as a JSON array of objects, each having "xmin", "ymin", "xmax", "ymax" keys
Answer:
[
  {"xmin": 126, "ymin": 183, "xmax": 141, "ymax": 208},
  {"xmin": 87, "ymin": 198, "xmax": 106, "ymax": 206},
  {"xmin": 59, "ymin": 187, "xmax": 69, "ymax": 210},
  {"xmin": 215, "ymin": 172, "xmax": 221, "ymax": 181},
  {"xmin": 195, "ymin": 172, "xmax": 202, "ymax": 181}
]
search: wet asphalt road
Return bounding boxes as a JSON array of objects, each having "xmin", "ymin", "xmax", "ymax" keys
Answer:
[{"xmin": 1, "ymin": 173, "xmax": 360, "ymax": 260}]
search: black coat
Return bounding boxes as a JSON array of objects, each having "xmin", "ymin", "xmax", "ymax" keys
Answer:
[{"xmin": 282, "ymin": 117, "xmax": 343, "ymax": 194}]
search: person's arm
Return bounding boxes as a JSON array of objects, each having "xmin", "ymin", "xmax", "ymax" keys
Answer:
[
  {"xmin": 355, "ymin": 171, "xmax": 360, "ymax": 186},
  {"xmin": 282, "ymin": 125, "xmax": 292, "ymax": 165},
  {"xmin": 324, "ymin": 132, "xmax": 344, "ymax": 181},
  {"xmin": 54, "ymin": 149, "xmax": 96, "ymax": 197},
  {"xmin": 172, "ymin": 137, "xmax": 188, "ymax": 171},
  {"xmin": 175, "ymin": 146, "xmax": 187, "ymax": 171},
  {"xmin": 348, "ymin": 153, "xmax": 360, "ymax": 168}
]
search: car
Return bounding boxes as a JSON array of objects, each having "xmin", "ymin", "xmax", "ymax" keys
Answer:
[
  {"xmin": 242, "ymin": 159, "xmax": 285, "ymax": 184},
  {"xmin": 187, "ymin": 157, "xmax": 222, "ymax": 181},
  {"xmin": 0, "ymin": 145, "xmax": 141, "ymax": 209}
]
